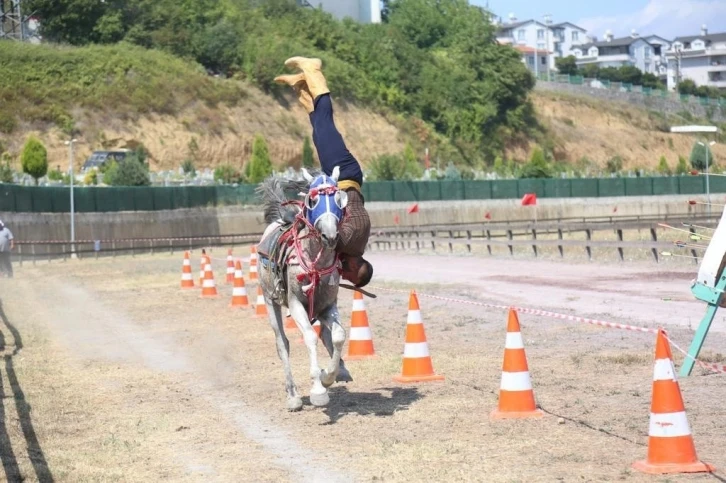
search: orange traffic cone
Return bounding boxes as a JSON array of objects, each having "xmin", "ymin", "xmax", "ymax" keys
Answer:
[
  {"xmin": 226, "ymin": 249, "xmax": 235, "ymax": 284},
  {"xmin": 285, "ymin": 310, "xmax": 297, "ymax": 331},
  {"xmin": 254, "ymin": 285, "xmax": 268, "ymax": 317},
  {"xmin": 200, "ymin": 258, "xmax": 219, "ymax": 298},
  {"xmin": 632, "ymin": 329, "xmax": 715, "ymax": 475},
  {"xmin": 199, "ymin": 254, "xmax": 206, "ymax": 287},
  {"xmin": 347, "ymin": 291, "xmax": 376, "ymax": 360},
  {"xmin": 248, "ymin": 245, "xmax": 258, "ymax": 281},
  {"xmin": 180, "ymin": 251, "xmax": 195, "ymax": 289},
  {"xmin": 490, "ymin": 309, "xmax": 543, "ymax": 419},
  {"xmin": 296, "ymin": 320, "xmax": 322, "ymax": 344},
  {"xmin": 393, "ymin": 291, "xmax": 444, "ymax": 383},
  {"xmin": 229, "ymin": 260, "xmax": 250, "ymax": 308}
]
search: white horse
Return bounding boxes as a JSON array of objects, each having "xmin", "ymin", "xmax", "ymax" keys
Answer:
[{"xmin": 256, "ymin": 167, "xmax": 352, "ymax": 411}]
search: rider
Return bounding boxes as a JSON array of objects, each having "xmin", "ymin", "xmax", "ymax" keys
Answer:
[{"xmin": 275, "ymin": 57, "xmax": 373, "ymax": 289}]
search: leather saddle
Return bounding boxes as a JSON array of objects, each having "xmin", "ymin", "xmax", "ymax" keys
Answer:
[{"xmin": 258, "ymin": 222, "xmax": 297, "ymax": 302}]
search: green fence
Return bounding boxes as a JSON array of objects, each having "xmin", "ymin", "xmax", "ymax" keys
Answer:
[{"xmin": 0, "ymin": 176, "xmax": 723, "ymax": 213}]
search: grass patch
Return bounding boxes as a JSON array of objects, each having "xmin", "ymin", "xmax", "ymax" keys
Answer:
[{"xmin": 595, "ymin": 353, "xmax": 650, "ymax": 365}]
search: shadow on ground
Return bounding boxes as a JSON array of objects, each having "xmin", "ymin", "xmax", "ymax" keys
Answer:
[
  {"xmin": 0, "ymin": 296, "xmax": 54, "ymax": 483},
  {"xmin": 310, "ymin": 386, "xmax": 422, "ymax": 425}
]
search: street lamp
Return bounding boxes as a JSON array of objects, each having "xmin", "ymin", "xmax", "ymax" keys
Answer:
[
  {"xmin": 64, "ymin": 138, "xmax": 77, "ymax": 257},
  {"xmin": 697, "ymin": 140, "xmax": 717, "ymax": 214},
  {"xmin": 670, "ymin": 125, "xmax": 719, "ymax": 216}
]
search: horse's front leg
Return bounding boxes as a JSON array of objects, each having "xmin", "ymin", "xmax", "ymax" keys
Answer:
[
  {"xmin": 317, "ymin": 304, "xmax": 346, "ymax": 388},
  {"xmin": 288, "ymin": 297, "xmax": 328, "ymax": 407},
  {"xmin": 319, "ymin": 323, "xmax": 353, "ymax": 383},
  {"xmin": 266, "ymin": 300, "xmax": 302, "ymax": 411}
]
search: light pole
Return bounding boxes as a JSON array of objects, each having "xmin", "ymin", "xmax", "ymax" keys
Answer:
[
  {"xmin": 670, "ymin": 125, "xmax": 719, "ymax": 217},
  {"xmin": 64, "ymin": 138, "xmax": 77, "ymax": 257},
  {"xmin": 697, "ymin": 140, "xmax": 717, "ymax": 215}
]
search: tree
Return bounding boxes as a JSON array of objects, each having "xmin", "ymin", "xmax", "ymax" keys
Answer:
[
  {"xmin": 400, "ymin": 143, "xmax": 423, "ymax": 180},
  {"xmin": 555, "ymin": 55, "xmax": 578, "ymax": 76},
  {"xmin": 675, "ymin": 155, "xmax": 689, "ymax": 175},
  {"xmin": 248, "ymin": 134, "xmax": 273, "ymax": 183},
  {"xmin": 657, "ymin": 155, "xmax": 671, "ymax": 175},
  {"xmin": 21, "ymin": 136, "xmax": 48, "ymax": 185},
  {"xmin": 678, "ymin": 79, "xmax": 698, "ymax": 96},
  {"xmin": 605, "ymin": 155, "xmax": 623, "ymax": 174},
  {"xmin": 103, "ymin": 155, "xmax": 151, "ymax": 186},
  {"xmin": 302, "ymin": 136, "xmax": 315, "ymax": 169},
  {"xmin": 519, "ymin": 146, "xmax": 552, "ymax": 178},
  {"xmin": 690, "ymin": 141, "xmax": 714, "ymax": 171}
]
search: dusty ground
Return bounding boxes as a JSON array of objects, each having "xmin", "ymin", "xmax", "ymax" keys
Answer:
[{"xmin": 1, "ymin": 248, "xmax": 725, "ymax": 482}]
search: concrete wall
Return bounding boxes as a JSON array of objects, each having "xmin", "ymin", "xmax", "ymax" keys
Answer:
[
  {"xmin": 2, "ymin": 194, "xmax": 714, "ymax": 242},
  {"xmin": 535, "ymin": 81, "xmax": 726, "ymax": 122}
]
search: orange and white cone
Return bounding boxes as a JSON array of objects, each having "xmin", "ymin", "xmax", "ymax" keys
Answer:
[
  {"xmin": 490, "ymin": 308, "xmax": 543, "ymax": 419},
  {"xmin": 180, "ymin": 251, "xmax": 195, "ymax": 289},
  {"xmin": 297, "ymin": 320, "xmax": 322, "ymax": 344},
  {"xmin": 285, "ymin": 309, "xmax": 297, "ymax": 331},
  {"xmin": 347, "ymin": 291, "xmax": 376, "ymax": 360},
  {"xmin": 254, "ymin": 285, "xmax": 268, "ymax": 317},
  {"xmin": 199, "ymin": 254, "xmax": 206, "ymax": 286},
  {"xmin": 226, "ymin": 249, "xmax": 235, "ymax": 284},
  {"xmin": 632, "ymin": 328, "xmax": 715, "ymax": 475},
  {"xmin": 393, "ymin": 291, "xmax": 444, "ymax": 383},
  {"xmin": 248, "ymin": 245, "xmax": 258, "ymax": 281},
  {"xmin": 229, "ymin": 260, "xmax": 250, "ymax": 308},
  {"xmin": 200, "ymin": 258, "xmax": 219, "ymax": 298}
]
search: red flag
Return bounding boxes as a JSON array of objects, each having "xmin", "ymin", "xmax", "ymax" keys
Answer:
[
  {"xmin": 484, "ymin": 212, "xmax": 491, "ymax": 220},
  {"xmin": 521, "ymin": 193, "xmax": 537, "ymax": 206},
  {"xmin": 407, "ymin": 203, "xmax": 419, "ymax": 214},
  {"xmin": 394, "ymin": 214, "xmax": 400, "ymax": 225}
]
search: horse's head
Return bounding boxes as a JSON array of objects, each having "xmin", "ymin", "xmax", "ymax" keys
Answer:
[{"xmin": 301, "ymin": 166, "xmax": 347, "ymax": 249}]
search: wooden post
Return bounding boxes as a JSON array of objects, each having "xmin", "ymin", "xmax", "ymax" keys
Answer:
[
  {"xmin": 466, "ymin": 230, "xmax": 472, "ymax": 253},
  {"xmin": 557, "ymin": 228, "xmax": 564, "ymax": 258},
  {"xmin": 616, "ymin": 228, "xmax": 624, "ymax": 261},
  {"xmin": 531, "ymin": 228, "xmax": 537, "ymax": 257},
  {"xmin": 507, "ymin": 229, "xmax": 513, "ymax": 257},
  {"xmin": 448, "ymin": 230, "xmax": 453, "ymax": 253},
  {"xmin": 586, "ymin": 229, "xmax": 592, "ymax": 261},
  {"xmin": 431, "ymin": 231, "xmax": 436, "ymax": 251},
  {"xmin": 650, "ymin": 227, "xmax": 659, "ymax": 263},
  {"xmin": 32, "ymin": 243, "xmax": 36, "ymax": 266},
  {"xmin": 689, "ymin": 227, "xmax": 699, "ymax": 264},
  {"xmin": 486, "ymin": 230, "xmax": 492, "ymax": 255}
]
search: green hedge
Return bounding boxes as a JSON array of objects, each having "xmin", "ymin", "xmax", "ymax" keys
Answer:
[{"xmin": 0, "ymin": 177, "xmax": 720, "ymax": 213}]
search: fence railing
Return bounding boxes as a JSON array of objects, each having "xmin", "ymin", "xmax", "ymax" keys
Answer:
[
  {"xmin": 1, "ymin": 175, "xmax": 724, "ymax": 213},
  {"xmin": 537, "ymin": 73, "xmax": 726, "ymax": 109}
]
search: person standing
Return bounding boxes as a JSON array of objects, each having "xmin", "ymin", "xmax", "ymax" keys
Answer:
[{"xmin": 0, "ymin": 220, "xmax": 14, "ymax": 278}]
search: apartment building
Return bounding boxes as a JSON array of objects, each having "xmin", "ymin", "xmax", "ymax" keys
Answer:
[
  {"xmin": 299, "ymin": 0, "xmax": 381, "ymax": 24},
  {"xmin": 495, "ymin": 15, "xmax": 587, "ymax": 72},
  {"xmin": 665, "ymin": 26, "xmax": 726, "ymax": 91},
  {"xmin": 570, "ymin": 30, "xmax": 669, "ymax": 78}
]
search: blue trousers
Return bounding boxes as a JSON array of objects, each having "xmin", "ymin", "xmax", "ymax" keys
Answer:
[{"xmin": 309, "ymin": 94, "xmax": 363, "ymax": 186}]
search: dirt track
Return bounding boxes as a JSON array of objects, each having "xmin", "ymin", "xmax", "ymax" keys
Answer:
[{"xmin": 1, "ymin": 250, "xmax": 725, "ymax": 482}]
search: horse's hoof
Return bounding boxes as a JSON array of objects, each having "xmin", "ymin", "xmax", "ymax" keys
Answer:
[
  {"xmin": 287, "ymin": 397, "xmax": 303, "ymax": 412},
  {"xmin": 321, "ymin": 371, "xmax": 336, "ymax": 388},
  {"xmin": 309, "ymin": 391, "xmax": 330, "ymax": 407},
  {"xmin": 336, "ymin": 367, "xmax": 353, "ymax": 383}
]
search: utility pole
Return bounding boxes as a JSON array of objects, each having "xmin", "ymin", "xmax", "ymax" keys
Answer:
[{"xmin": 65, "ymin": 138, "xmax": 77, "ymax": 258}]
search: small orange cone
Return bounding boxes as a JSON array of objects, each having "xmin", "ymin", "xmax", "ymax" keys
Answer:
[
  {"xmin": 393, "ymin": 291, "xmax": 444, "ymax": 383},
  {"xmin": 225, "ymin": 249, "xmax": 235, "ymax": 284},
  {"xmin": 632, "ymin": 329, "xmax": 715, "ymax": 475},
  {"xmin": 347, "ymin": 291, "xmax": 376, "ymax": 360},
  {"xmin": 490, "ymin": 309, "xmax": 543, "ymax": 419},
  {"xmin": 229, "ymin": 260, "xmax": 250, "ymax": 308},
  {"xmin": 180, "ymin": 251, "xmax": 195, "ymax": 289},
  {"xmin": 199, "ymin": 253, "xmax": 206, "ymax": 287},
  {"xmin": 200, "ymin": 257, "xmax": 219, "ymax": 298},
  {"xmin": 248, "ymin": 245, "xmax": 258, "ymax": 281},
  {"xmin": 254, "ymin": 285, "xmax": 268, "ymax": 317}
]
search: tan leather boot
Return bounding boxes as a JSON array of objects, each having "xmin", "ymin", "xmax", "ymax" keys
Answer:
[
  {"xmin": 274, "ymin": 73, "xmax": 314, "ymax": 113},
  {"xmin": 284, "ymin": 56, "xmax": 330, "ymax": 98}
]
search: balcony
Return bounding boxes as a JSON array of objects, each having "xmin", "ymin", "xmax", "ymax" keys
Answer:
[{"xmin": 707, "ymin": 79, "xmax": 726, "ymax": 88}]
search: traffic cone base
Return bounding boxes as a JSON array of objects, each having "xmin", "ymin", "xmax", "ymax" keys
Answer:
[{"xmin": 632, "ymin": 329, "xmax": 714, "ymax": 475}]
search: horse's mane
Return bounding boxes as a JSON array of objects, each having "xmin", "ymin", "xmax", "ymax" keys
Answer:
[{"xmin": 256, "ymin": 168, "xmax": 324, "ymax": 225}]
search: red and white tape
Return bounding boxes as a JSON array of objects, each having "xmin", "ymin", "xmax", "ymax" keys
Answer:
[{"xmin": 370, "ymin": 285, "xmax": 726, "ymax": 375}]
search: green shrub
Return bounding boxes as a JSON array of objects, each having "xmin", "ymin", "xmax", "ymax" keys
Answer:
[
  {"xmin": 21, "ymin": 135, "xmax": 48, "ymax": 185},
  {"xmin": 247, "ymin": 134, "xmax": 273, "ymax": 183},
  {"xmin": 214, "ymin": 164, "xmax": 242, "ymax": 184},
  {"xmin": 657, "ymin": 155, "xmax": 671, "ymax": 175},
  {"xmin": 104, "ymin": 155, "xmax": 150, "ymax": 186}
]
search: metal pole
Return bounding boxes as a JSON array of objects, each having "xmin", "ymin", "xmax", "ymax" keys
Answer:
[
  {"xmin": 706, "ymin": 141, "xmax": 711, "ymax": 216},
  {"xmin": 67, "ymin": 139, "xmax": 77, "ymax": 258}
]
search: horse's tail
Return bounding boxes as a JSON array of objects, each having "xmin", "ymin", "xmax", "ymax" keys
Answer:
[{"xmin": 256, "ymin": 175, "xmax": 300, "ymax": 225}]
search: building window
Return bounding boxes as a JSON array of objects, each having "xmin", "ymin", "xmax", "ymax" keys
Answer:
[
  {"xmin": 645, "ymin": 46, "xmax": 651, "ymax": 58},
  {"xmin": 518, "ymin": 29, "xmax": 525, "ymax": 41},
  {"xmin": 572, "ymin": 31, "xmax": 579, "ymax": 42},
  {"xmin": 541, "ymin": 56, "xmax": 547, "ymax": 65},
  {"xmin": 644, "ymin": 62, "xmax": 650, "ymax": 72},
  {"xmin": 537, "ymin": 29, "xmax": 545, "ymax": 40}
]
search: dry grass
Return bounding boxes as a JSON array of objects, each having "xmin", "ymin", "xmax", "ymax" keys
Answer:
[{"xmin": 1, "ymin": 252, "xmax": 725, "ymax": 482}]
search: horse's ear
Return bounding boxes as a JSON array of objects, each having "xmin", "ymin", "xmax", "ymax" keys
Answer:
[
  {"xmin": 301, "ymin": 168, "xmax": 314, "ymax": 182},
  {"xmin": 331, "ymin": 166, "xmax": 340, "ymax": 183}
]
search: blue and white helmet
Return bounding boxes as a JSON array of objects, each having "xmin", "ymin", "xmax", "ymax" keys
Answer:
[{"xmin": 302, "ymin": 166, "xmax": 348, "ymax": 226}]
